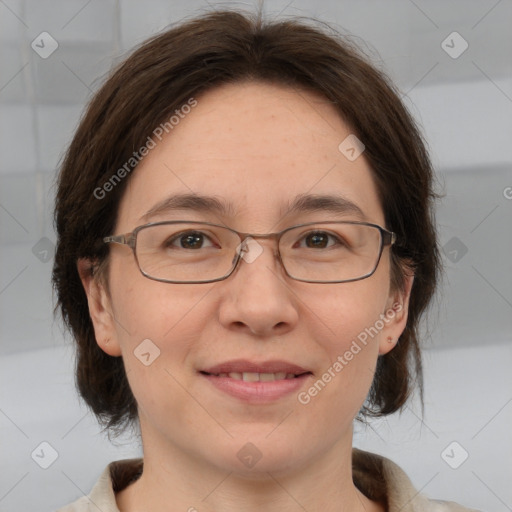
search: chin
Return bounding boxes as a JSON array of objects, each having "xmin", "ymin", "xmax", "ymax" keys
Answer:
[{"xmin": 206, "ymin": 431, "xmax": 309, "ymax": 477}]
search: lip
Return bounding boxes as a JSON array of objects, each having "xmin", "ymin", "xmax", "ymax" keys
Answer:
[
  {"xmin": 199, "ymin": 359, "xmax": 313, "ymax": 404},
  {"xmin": 201, "ymin": 373, "xmax": 312, "ymax": 403},
  {"xmin": 201, "ymin": 359, "xmax": 310, "ymax": 375}
]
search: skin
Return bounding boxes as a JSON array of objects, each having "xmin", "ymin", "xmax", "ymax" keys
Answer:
[{"xmin": 78, "ymin": 81, "xmax": 413, "ymax": 512}]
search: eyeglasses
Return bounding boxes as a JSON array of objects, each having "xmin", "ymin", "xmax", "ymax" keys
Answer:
[{"xmin": 103, "ymin": 220, "xmax": 396, "ymax": 284}]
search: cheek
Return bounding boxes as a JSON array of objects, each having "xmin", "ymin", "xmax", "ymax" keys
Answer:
[
  {"xmin": 296, "ymin": 278, "xmax": 390, "ymax": 417},
  {"xmin": 309, "ymin": 274, "xmax": 390, "ymax": 355},
  {"xmin": 107, "ymin": 269, "xmax": 221, "ymax": 414},
  {"xmin": 109, "ymin": 251, "xmax": 214, "ymax": 344},
  {"xmin": 109, "ymin": 278, "xmax": 215, "ymax": 427},
  {"xmin": 318, "ymin": 294, "xmax": 382, "ymax": 396}
]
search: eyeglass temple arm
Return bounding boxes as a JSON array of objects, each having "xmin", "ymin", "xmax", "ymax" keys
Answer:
[
  {"xmin": 383, "ymin": 230, "xmax": 396, "ymax": 247},
  {"xmin": 103, "ymin": 233, "xmax": 135, "ymax": 246}
]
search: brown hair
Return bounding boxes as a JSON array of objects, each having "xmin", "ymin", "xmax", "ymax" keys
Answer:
[{"xmin": 52, "ymin": 9, "xmax": 440, "ymax": 433}]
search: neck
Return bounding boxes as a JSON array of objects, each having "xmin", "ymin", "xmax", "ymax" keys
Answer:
[{"xmin": 116, "ymin": 425, "xmax": 384, "ymax": 512}]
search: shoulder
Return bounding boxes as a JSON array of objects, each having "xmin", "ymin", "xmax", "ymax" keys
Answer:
[
  {"xmin": 352, "ymin": 448, "xmax": 482, "ymax": 512},
  {"xmin": 56, "ymin": 458, "xmax": 143, "ymax": 512}
]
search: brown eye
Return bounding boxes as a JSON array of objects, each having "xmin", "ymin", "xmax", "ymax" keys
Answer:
[
  {"xmin": 166, "ymin": 231, "xmax": 214, "ymax": 250},
  {"xmin": 298, "ymin": 231, "xmax": 341, "ymax": 249},
  {"xmin": 305, "ymin": 232, "xmax": 329, "ymax": 248}
]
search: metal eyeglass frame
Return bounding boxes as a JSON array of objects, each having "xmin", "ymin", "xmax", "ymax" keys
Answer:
[{"xmin": 103, "ymin": 220, "xmax": 396, "ymax": 284}]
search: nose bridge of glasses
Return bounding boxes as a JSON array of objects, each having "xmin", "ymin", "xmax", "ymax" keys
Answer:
[
  {"xmin": 235, "ymin": 232, "xmax": 282, "ymax": 266},
  {"xmin": 237, "ymin": 233, "xmax": 280, "ymax": 256}
]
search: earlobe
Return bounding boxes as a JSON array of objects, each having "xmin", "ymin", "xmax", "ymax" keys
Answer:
[
  {"xmin": 77, "ymin": 258, "xmax": 122, "ymax": 357},
  {"xmin": 378, "ymin": 273, "xmax": 414, "ymax": 355}
]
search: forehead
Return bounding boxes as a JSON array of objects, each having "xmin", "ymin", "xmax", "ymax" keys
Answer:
[{"xmin": 117, "ymin": 81, "xmax": 384, "ymax": 231}]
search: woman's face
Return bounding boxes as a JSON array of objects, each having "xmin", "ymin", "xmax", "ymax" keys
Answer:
[{"xmin": 82, "ymin": 81, "xmax": 411, "ymax": 476}]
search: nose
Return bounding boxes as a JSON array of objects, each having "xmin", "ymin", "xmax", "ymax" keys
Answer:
[{"xmin": 217, "ymin": 237, "xmax": 299, "ymax": 337}]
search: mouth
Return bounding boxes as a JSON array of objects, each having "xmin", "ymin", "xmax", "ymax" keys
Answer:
[
  {"xmin": 200, "ymin": 371, "xmax": 311, "ymax": 381},
  {"xmin": 199, "ymin": 360, "xmax": 313, "ymax": 403},
  {"xmin": 200, "ymin": 359, "xmax": 312, "ymax": 379}
]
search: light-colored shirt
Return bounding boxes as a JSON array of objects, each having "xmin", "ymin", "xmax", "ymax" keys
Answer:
[{"xmin": 56, "ymin": 449, "xmax": 481, "ymax": 511}]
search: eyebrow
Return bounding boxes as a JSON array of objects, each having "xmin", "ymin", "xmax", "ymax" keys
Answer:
[{"xmin": 139, "ymin": 192, "xmax": 366, "ymax": 222}]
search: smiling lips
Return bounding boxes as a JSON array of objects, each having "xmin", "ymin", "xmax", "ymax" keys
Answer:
[
  {"xmin": 212, "ymin": 371, "xmax": 299, "ymax": 381},
  {"xmin": 202, "ymin": 359, "xmax": 311, "ymax": 379},
  {"xmin": 200, "ymin": 359, "xmax": 313, "ymax": 402}
]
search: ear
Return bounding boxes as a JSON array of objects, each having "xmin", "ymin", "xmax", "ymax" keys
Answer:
[
  {"xmin": 77, "ymin": 258, "xmax": 122, "ymax": 357},
  {"xmin": 378, "ymin": 273, "xmax": 414, "ymax": 356}
]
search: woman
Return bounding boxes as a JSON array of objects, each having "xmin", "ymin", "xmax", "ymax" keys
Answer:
[{"xmin": 53, "ymin": 9, "xmax": 478, "ymax": 512}]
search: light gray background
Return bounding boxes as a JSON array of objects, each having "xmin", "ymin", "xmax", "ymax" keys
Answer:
[{"xmin": 0, "ymin": 0, "xmax": 511, "ymax": 511}]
